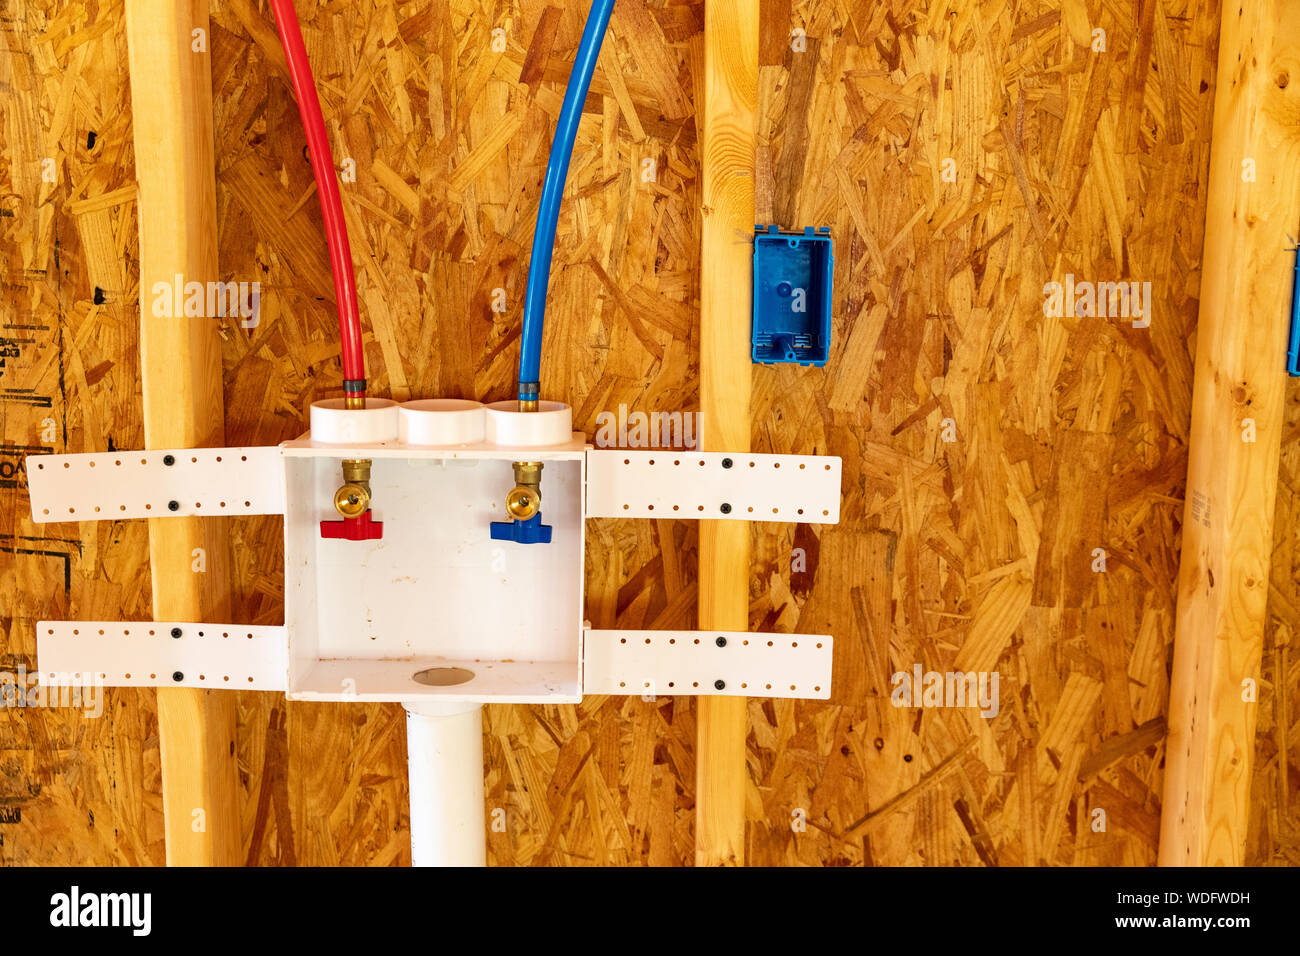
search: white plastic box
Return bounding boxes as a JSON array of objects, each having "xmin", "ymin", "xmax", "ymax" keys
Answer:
[{"xmin": 282, "ymin": 399, "xmax": 585, "ymax": 703}]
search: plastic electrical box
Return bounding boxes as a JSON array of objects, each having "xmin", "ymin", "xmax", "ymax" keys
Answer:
[
  {"xmin": 751, "ymin": 225, "xmax": 833, "ymax": 366},
  {"xmin": 1287, "ymin": 247, "xmax": 1300, "ymax": 376}
]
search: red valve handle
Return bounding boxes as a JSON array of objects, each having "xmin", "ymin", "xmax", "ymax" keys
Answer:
[{"xmin": 319, "ymin": 510, "xmax": 384, "ymax": 541}]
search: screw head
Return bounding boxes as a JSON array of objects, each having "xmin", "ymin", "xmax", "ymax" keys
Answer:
[
  {"xmin": 162, "ymin": 454, "xmax": 175, "ymax": 466},
  {"xmin": 721, "ymin": 457, "xmax": 733, "ymax": 468},
  {"xmin": 716, "ymin": 636, "xmax": 727, "ymax": 647},
  {"xmin": 172, "ymin": 671, "xmax": 184, "ymax": 682},
  {"xmin": 714, "ymin": 679, "xmax": 726, "ymax": 690},
  {"xmin": 170, "ymin": 627, "xmax": 182, "ymax": 639},
  {"xmin": 720, "ymin": 502, "xmax": 732, "ymax": 514},
  {"xmin": 167, "ymin": 500, "xmax": 179, "ymax": 512}
]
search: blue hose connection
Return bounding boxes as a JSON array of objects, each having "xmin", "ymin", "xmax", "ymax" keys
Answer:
[{"xmin": 517, "ymin": 0, "xmax": 616, "ymax": 402}]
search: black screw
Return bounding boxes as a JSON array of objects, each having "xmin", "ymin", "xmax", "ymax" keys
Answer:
[
  {"xmin": 714, "ymin": 679, "xmax": 726, "ymax": 690},
  {"xmin": 172, "ymin": 671, "xmax": 184, "ymax": 682},
  {"xmin": 162, "ymin": 454, "xmax": 175, "ymax": 466},
  {"xmin": 167, "ymin": 500, "xmax": 179, "ymax": 511},
  {"xmin": 720, "ymin": 502, "xmax": 732, "ymax": 514},
  {"xmin": 721, "ymin": 458, "xmax": 733, "ymax": 469},
  {"xmin": 170, "ymin": 627, "xmax": 182, "ymax": 639},
  {"xmin": 716, "ymin": 636, "xmax": 727, "ymax": 647}
]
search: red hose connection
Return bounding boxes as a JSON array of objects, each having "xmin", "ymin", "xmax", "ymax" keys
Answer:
[{"xmin": 269, "ymin": 0, "xmax": 366, "ymax": 404}]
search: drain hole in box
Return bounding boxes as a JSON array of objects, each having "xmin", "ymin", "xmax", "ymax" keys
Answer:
[{"xmin": 412, "ymin": 666, "xmax": 475, "ymax": 687}]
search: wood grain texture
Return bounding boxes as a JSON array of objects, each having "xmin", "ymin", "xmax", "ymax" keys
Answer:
[
  {"xmin": 1159, "ymin": 0, "xmax": 1300, "ymax": 867},
  {"xmin": 696, "ymin": 0, "xmax": 758, "ymax": 867},
  {"xmin": 1, "ymin": 0, "xmax": 1298, "ymax": 868},
  {"xmin": 125, "ymin": 0, "xmax": 241, "ymax": 866}
]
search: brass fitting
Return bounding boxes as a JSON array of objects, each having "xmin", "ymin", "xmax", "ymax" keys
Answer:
[
  {"xmin": 518, "ymin": 399, "xmax": 538, "ymax": 412},
  {"xmin": 344, "ymin": 395, "xmax": 366, "ymax": 410},
  {"xmin": 333, "ymin": 458, "xmax": 372, "ymax": 518},
  {"xmin": 341, "ymin": 458, "xmax": 372, "ymax": 489},
  {"xmin": 505, "ymin": 461, "xmax": 543, "ymax": 520}
]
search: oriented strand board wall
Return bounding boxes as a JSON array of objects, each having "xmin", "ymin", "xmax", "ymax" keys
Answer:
[
  {"xmin": 0, "ymin": 0, "xmax": 1296, "ymax": 865},
  {"xmin": 1260, "ymin": 375, "xmax": 1300, "ymax": 864}
]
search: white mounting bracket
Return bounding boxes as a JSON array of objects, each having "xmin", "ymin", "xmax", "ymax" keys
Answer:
[
  {"xmin": 24, "ymin": 398, "xmax": 842, "ymax": 706},
  {"xmin": 34, "ymin": 622, "xmax": 831, "ymax": 700},
  {"xmin": 26, "ymin": 446, "xmax": 841, "ymax": 527},
  {"xmin": 38, "ymin": 621, "xmax": 288, "ymax": 691},
  {"xmin": 27, "ymin": 447, "xmax": 284, "ymax": 521},
  {"xmin": 582, "ymin": 628, "xmax": 831, "ymax": 699},
  {"xmin": 585, "ymin": 450, "xmax": 840, "ymax": 523}
]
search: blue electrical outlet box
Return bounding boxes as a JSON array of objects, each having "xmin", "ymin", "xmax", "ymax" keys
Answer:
[
  {"xmin": 1287, "ymin": 245, "xmax": 1300, "ymax": 376},
  {"xmin": 752, "ymin": 225, "xmax": 833, "ymax": 366}
]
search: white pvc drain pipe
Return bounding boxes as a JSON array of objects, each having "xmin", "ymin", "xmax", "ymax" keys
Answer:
[{"xmin": 404, "ymin": 701, "xmax": 486, "ymax": 867}]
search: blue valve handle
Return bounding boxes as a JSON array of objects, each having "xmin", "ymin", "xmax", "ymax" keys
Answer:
[{"xmin": 490, "ymin": 513, "xmax": 553, "ymax": 545}]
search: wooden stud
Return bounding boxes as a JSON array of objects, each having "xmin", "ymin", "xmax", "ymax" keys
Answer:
[
  {"xmin": 125, "ymin": 0, "xmax": 241, "ymax": 867},
  {"xmin": 1160, "ymin": 0, "xmax": 1300, "ymax": 866},
  {"xmin": 695, "ymin": 0, "xmax": 758, "ymax": 867}
]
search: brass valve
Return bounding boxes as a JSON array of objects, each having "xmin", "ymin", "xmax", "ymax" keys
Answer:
[
  {"xmin": 333, "ymin": 458, "xmax": 373, "ymax": 518},
  {"xmin": 504, "ymin": 461, "xmax": 543, "ymax": 520}
]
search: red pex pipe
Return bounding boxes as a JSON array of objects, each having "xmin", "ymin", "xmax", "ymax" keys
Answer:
[{"xmin": 269, "ymin": 0, "xmax": 366, "ymax": 400}]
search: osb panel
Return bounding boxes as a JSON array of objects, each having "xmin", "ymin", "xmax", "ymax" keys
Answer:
[
  {"xmin": 1258, "ymin": 375, "xmax": 1300, "ymax": 866},
  {"xmin": 0, "ymin": 0, "xmax": 1295, "ymax": 866}
]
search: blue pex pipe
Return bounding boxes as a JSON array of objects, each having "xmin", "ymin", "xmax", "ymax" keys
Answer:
[{"xmin": 517, "ymin": 0, "xmax": 617, "ymax": 401}]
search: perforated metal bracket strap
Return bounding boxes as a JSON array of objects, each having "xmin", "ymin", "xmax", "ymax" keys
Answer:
[
  {"xmin": 26, "ymin": 447, "xmax": 284, "ymax": 522},
  {"xmin": 583, "ymin": 628, "xmax": 831, "ymax": 699},
  {"xmin": 585, "ymin": 450, "xmax": 841, "ymax": 523},
  {"xmin": 38, "ymin": 621, "xmax": 288, "ymax": 691}
]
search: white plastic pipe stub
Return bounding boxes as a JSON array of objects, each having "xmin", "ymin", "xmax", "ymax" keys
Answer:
[
  {"xmin": 309, "ymin": 398, "xmax": 400, "ymax": 444},
  {"xmin": 483, "ymin": 400, "xmax": 572, "ymax": 447},
  {"xmin": 405, "ymin": 703, "xmax": 487, "ymax": 867},
  {"xmin": 399, "ymin": 399, "xmax": 486, "ymax": 446}
]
